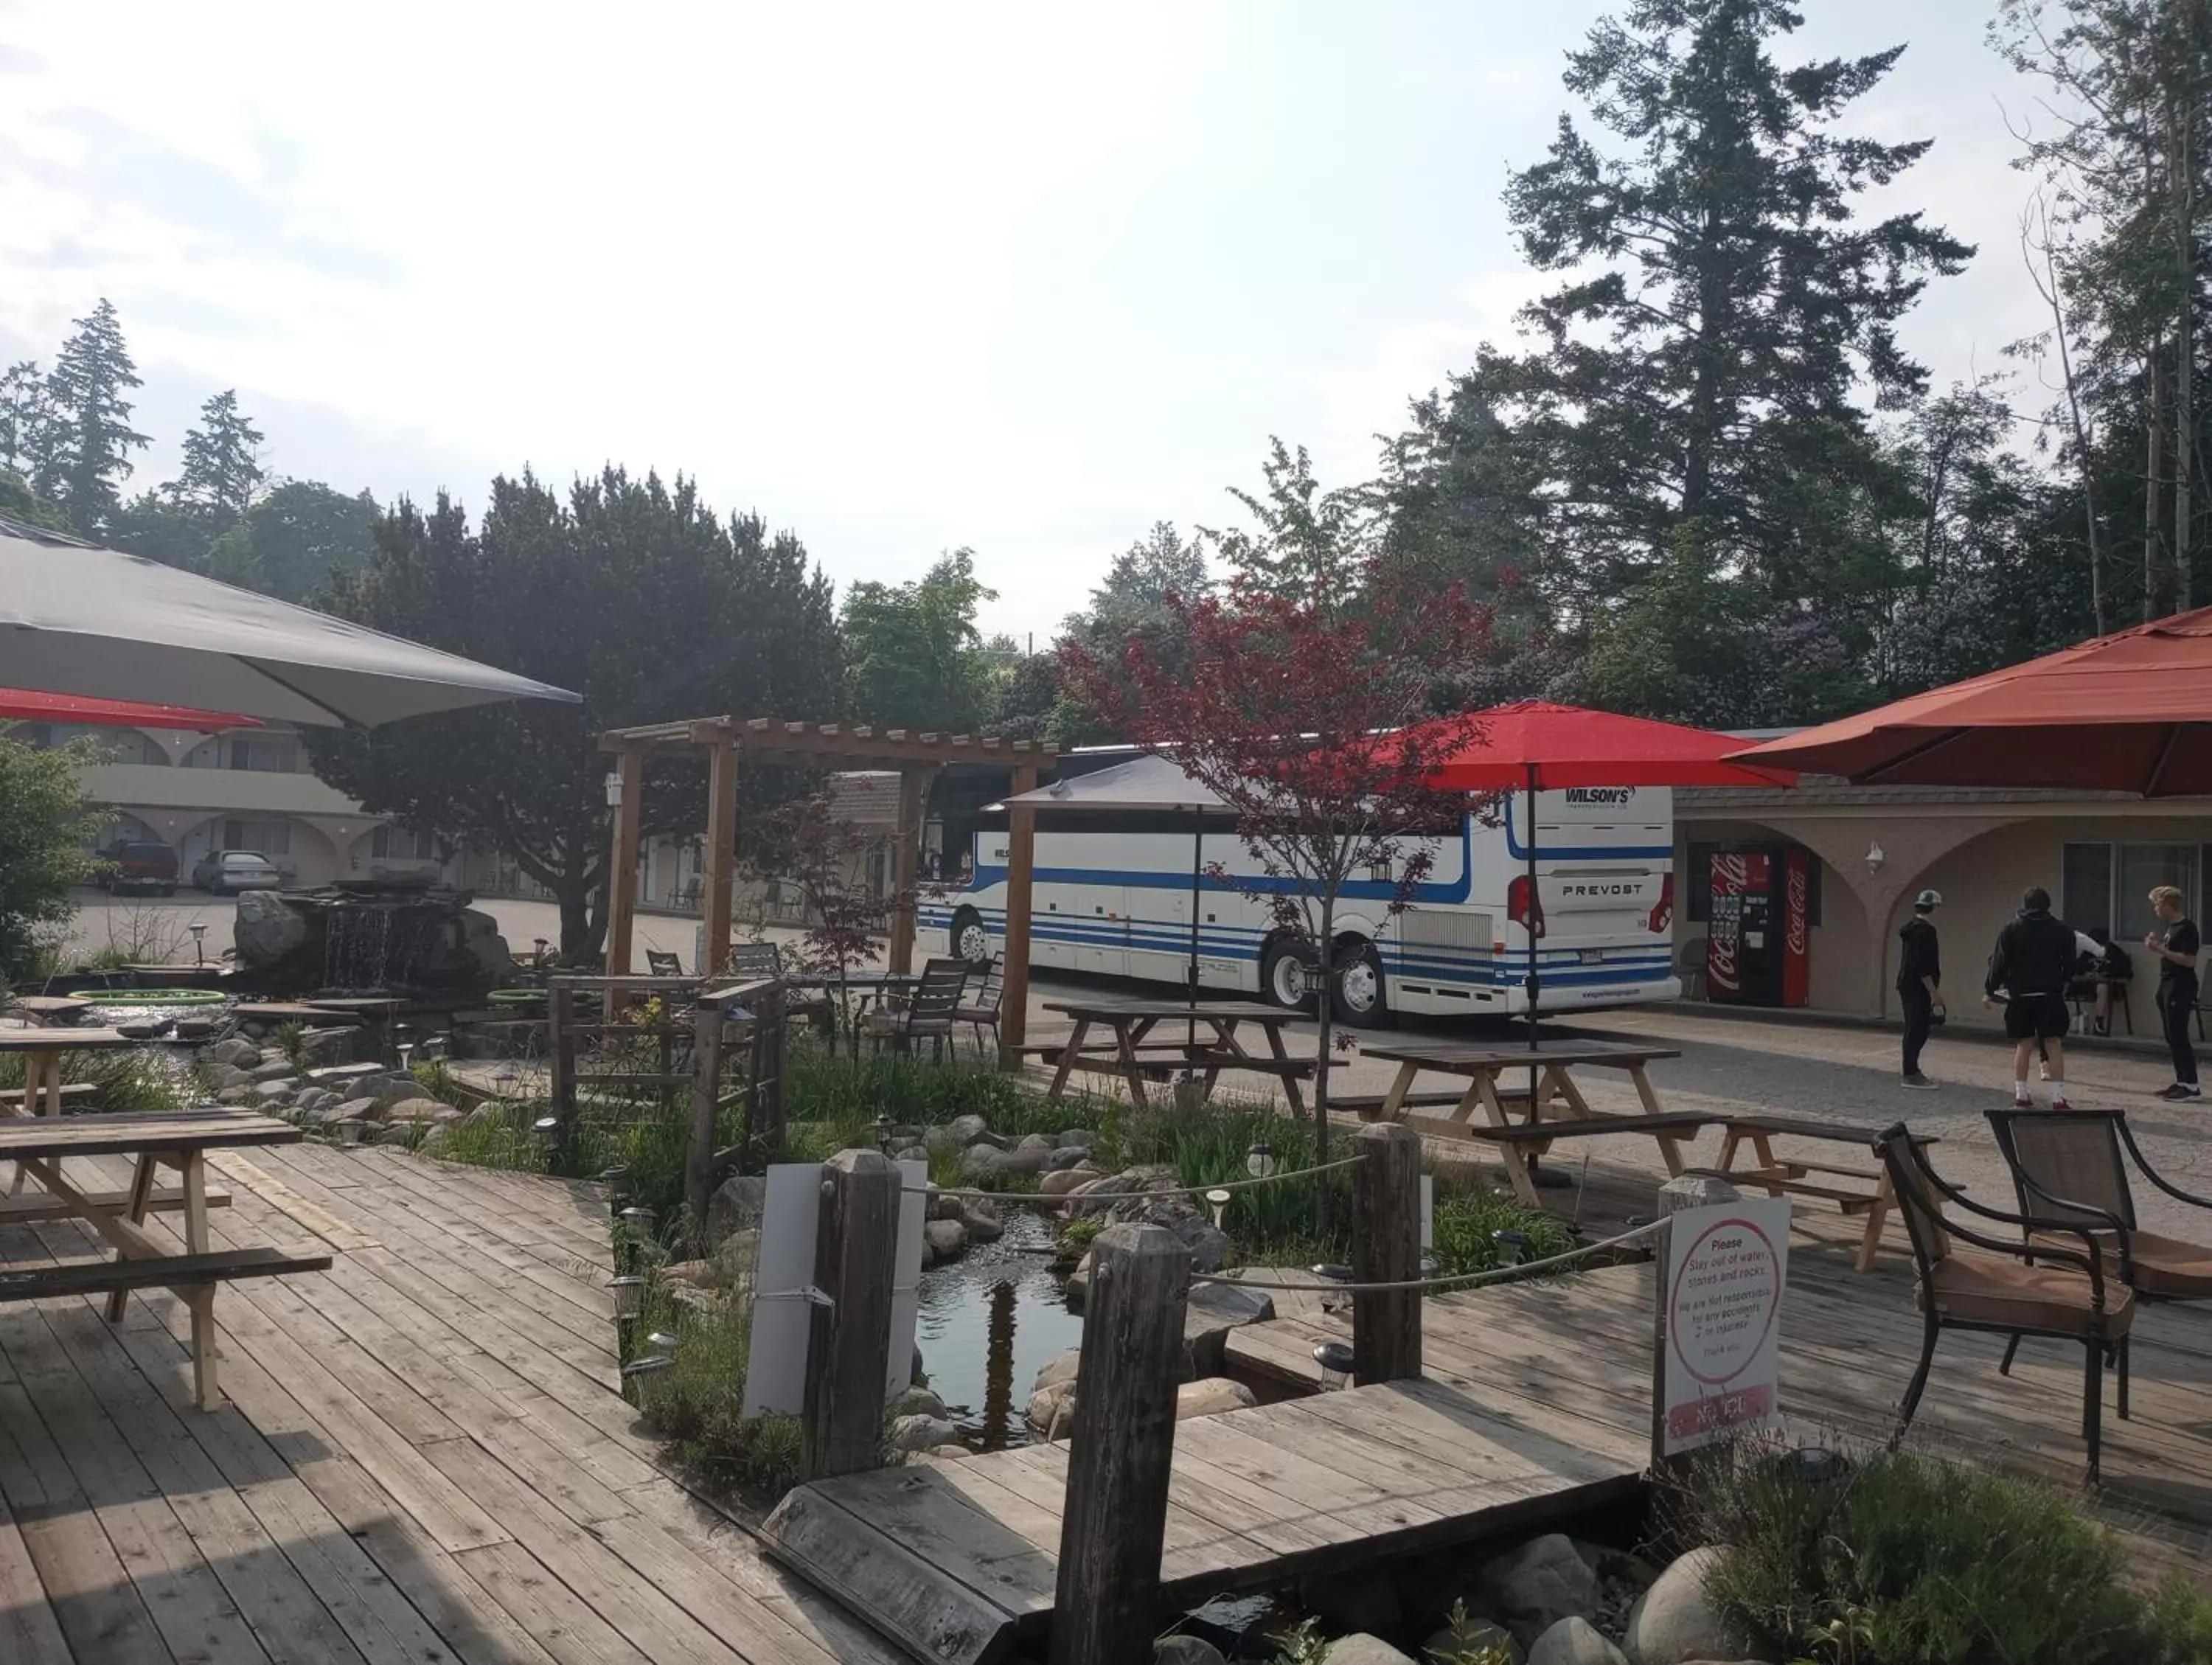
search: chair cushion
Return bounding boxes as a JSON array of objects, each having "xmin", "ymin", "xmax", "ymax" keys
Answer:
[
  {"xmin": 2128, "ymin": 1231, "xmax": 2212, "ymax": 1300},
  {"xmin": 1925, "ymin": 1253, "xmax": 2135, "ymax": 1337}
]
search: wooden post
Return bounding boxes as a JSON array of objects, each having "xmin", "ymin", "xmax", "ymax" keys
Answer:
[
  {"xmin": 685, "ymin": 993, "xmax": 728, "ymax": 1248},
  {"xmin": 998, "ymin": 765, "xmax": 1039, "ymax": 1069},
  {"xmin": 1351, "ymin": 1121, "xmax": 1422, "ymax": 1385},
  {"xmin": 605, "ymin": 748, "xmax": 644, "ymax": 977},
  {"xmin": 887, "ymin": 768, "xmax": 931, "ymax": 975},
  {"xmin": 1650, "ymin": 1172, "xmax": 1740, "ymax": 1497},
  {"xmin": 1050, "ymin": 1223, "xmax": 1189, "ymax": 1665},
  {"xmin": 753, "ymin": 979, "xmax": 787, "ymax": 1153},
  {"xmin": 801, "ymin": 1150, "xmax": 900, "ymax": 1481},
  {"xmin": 702, "ymin": 734, "xmax": 740, "ymax": 978},
  {"xmin": 549, "ymin": 982, "xmax": 577, "ymax": 1132}
]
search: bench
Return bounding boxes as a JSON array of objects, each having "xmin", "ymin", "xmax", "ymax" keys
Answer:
[
  {"xmin": 1453, "ymin": 1112, "xmax": 1718, "ymax": 1144},
  {"xmin": 0, "ymin": 1246, "xmax": 330, "ymax": 1303},
  {"xmin": 0, "ymin": 1082, "xmax": 97, "ymax": 1110},
  {"xmin": 1340, "ymin": 1089, "xmax": 1500, "ymax": 1120},
  {"xmin": 1713, "ymin": 1114, "xmax": 1938, "ymax": 1272},
  {"xmin": 0, "ymin": 1186, "xmax": 231, "ymax": 1227}
]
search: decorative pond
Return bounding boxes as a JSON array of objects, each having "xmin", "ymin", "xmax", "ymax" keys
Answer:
[{"xmin": 912, "ymin": 1209, "xmax": 1083, "ymax": 1450}]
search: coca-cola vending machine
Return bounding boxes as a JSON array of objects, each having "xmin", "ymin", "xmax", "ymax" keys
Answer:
[{"xmin": 1707, "ymin": 844, "xmax": 1812, "ymax": 1007}]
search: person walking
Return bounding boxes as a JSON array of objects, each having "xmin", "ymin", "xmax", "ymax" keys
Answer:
[
  {"xmin": 1897, "ymin": 889, "xmax": 1943, "ymax": 1088},
  {"xmin": 1984, "ymin": 886, "xmax": 2079, "ymax": 1109},
  {"xmin": 2143, "ymin": 884, "xmax": 2201, "ymax": 1100}
]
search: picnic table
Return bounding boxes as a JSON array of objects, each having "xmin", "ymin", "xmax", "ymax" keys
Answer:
[
  {"xmin": 0, "ymin": 1026, "xmax": 145, "ymax": 1118},
  {"xmin": 1711, "ymin": 1113, "xmax": 1944, "ymax": 1273},
  {"xmin": 1038, "ymin": 999, "xmax": 1321, "ymax": 1113},
  {"xmin": 1352, "ymin": 1036, "xmax": 1685, "ymax": 1206},
  {"xmin": 0, "ymin": 1108, "xmax": 328, "ymax": 1408}
]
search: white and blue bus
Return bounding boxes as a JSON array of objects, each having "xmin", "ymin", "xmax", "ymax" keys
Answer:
[{"xmin": 919, "ymin": 784, "xmax": 1679, "ymax": 1025}]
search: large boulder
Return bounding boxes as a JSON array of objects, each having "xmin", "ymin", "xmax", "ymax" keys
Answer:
[
  {"xmin": 1033, "ymin": 1349, "xmax": 1082, "ymax": 1395},
  {"xmin": 959, "ymin": 1197, "xmax": 1004, "ymax": 1242},
  {"xmin": 1624, "ymin": 1548, "xmax": 1770, "ymax": 1665},
  {"xmin": 959, "ymin": 1144, "xmax": 1013, "ymax": 1185},
  {"xmin": 888, "ymin": 1386, "xmax": 947, "ymax": 1420},
  {"xmin": 705, "ymin": 1175, "xmax": 767, "ymax": 1247},
  {"xmin": 1044, "ymin": 1146, "xmax": 1092, "ymax": 1172},
  {"xmin": 1320, "ymin": 1636, "xmax": 1417, "ymax": 1665},
  {"xmin": 204, "ymin": 1038, "xmax": 260, "ymax": 1068},
  {"xmin": 232, "ymin": 889, "xmax": 307, "ymax": 969},
  {"xmin": 250, "ymin": 1056, "xmax": 300, "ymax": 1082},
  {"xmin": 1026, "ymin": 1381, "xmax": 1076, "ymax": 1436},
  {"xmin": 945, "ymin": 1113, "xmax": 992, "ymax": 1146},
  {"xmin": 1479, "ymin": 1534, "xmax": 1603, "ymax": 1652},
  {"xmin": 888, "ymin": 1414, "xmax": 961, "ymax": 1454},
  {"xmin": 1185, "ymin": 1281, "xmax": 1276, "ymax": 1374},
  {"xmin": 1056, "ymin": 1127, "xmax": 1099, "ymax": 1150},
  {"xmin": 1175, "ymin": 1379, "xmax": 1256, "ymax": 1421},
  {"xmin": 923, "ymin": 1220, "xmax": 968, "ymax": 1262},
  {"xmin": 1530, "ymin": 1617, "xmax": 1628, "ymax": 1665}
]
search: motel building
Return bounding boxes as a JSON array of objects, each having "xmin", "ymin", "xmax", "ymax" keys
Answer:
[{"xmin": 1674, "ymin": 765, "xmax": 2212, "ymax": 1036}]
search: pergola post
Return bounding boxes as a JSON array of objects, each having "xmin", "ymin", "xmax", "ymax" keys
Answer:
[
  {"xmin": 701, "ymin": 732, "xmax": 740, "ymax": 978},
  {"xmin": 605, "ymin": 748, "xmax": 644, "ymax": 976},
  {"xmin": 998, "ymin": 764, "xmax": 1038, "ymax": 1069},
  {"xmin": 887, "ymin": 768, "xmax": 932, "ymax": 975}
]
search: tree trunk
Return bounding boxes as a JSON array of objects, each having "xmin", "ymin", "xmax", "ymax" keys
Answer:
[
  {"xmin": 2148, "ymin": 336, "xmax": 2168, "ymax": 622},
  {"xmin": 560, "ymin": 880, "xmax": 597, "ymax": 961},
  {"xmin": 2175, "ymin": 82, "xmax": 2197, "ymax": 611}
]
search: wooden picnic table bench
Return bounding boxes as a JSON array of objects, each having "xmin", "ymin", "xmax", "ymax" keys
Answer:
[
  {"xmin": 1040, "ymin": 999, "xmax": 1321, "ymax": 1114},
  {"xmin": 1711, "ymin": 1113, "xmax": 1942, "ymax": 1272},
  {"xmin": 0, "ymin": 1026, "xmax": 144, "ymax": 1119},
  {"xmin": 0, "ymin": 1108, "xmax": 327, "ymax": 1408}
]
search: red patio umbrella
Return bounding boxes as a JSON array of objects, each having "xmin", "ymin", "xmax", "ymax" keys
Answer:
[
  {"xmin": 1730, "ymin": 607, "xmax": 2212, "ymax": 794},
  {"xmin": 0, "ymin": 687, "xmax": 262, "ymax": 732},
  {"xmin": 1404, "ymin": 701, "xmax": 1797, "ymax": 1059}
]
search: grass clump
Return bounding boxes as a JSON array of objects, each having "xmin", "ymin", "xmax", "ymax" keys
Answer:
[
  {"xmin": 1427, "ymin": 1181, "xmax": 1575, "ymax": 1279},
  {"xmin": 630, "ymin": 1286, "xmax": 805, "ymax": 1498},
  {"xmin": 1688, "ymin": 1440, "xmax": 2212, "ymax": 1665}
]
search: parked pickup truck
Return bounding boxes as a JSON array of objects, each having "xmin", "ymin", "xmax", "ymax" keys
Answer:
[{"xmin": 98, "ymin": 841, "xmax": 180, "ymax": 897}]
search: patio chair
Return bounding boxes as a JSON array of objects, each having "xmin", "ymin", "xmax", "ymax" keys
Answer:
[
  {"xmin": 956, "ymin": 956, "xmax": 1005, "ymax": 1057},
  {"xmin": 862, "ymin": 958, "xmax": 969, "ymax": 1061},
  {"xmin": 1871, "ymin": 1122, "xmax": 2135, "ymax": 1483},
  {"xmin": 1985, "ymin": 1107, "xmax": 2212, "ymax": 1420},
  {"xmin": 729, "ymin": 942, "xmax": 784, "ymax": 980},
  {"xmin": 644, "ymin": 950, "xmax": 686, "ymax": 977}
]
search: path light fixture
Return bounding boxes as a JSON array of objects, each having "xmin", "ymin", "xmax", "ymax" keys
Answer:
[
  {"xmin": 644, "ymin": 1330, "xmax": 682, "ymax": 1354},
  {"xmin": 494, "ymin": 1068, "xmax": 520, "ymax": 1099},
  {"xmin": 607, "ymin": 1275, "xmax": 647, "ymax": 1319},
  {"xmin": 1310, "ymin": 1263, "xmax": 1352, "ymax": 1318},
  {"xmin": 617, "ymin": 1206, "xmax": 655, "ymax": 1273},
  {"xmin": 599, "ymin": 1164, "xmax": 632, "ymax": 1201},
  {"xmin": 1245, "ymin": 1142, "xmax": 1276, "ymax": 1180},
  {"xmin": 532, "ymin": 1115, "xmax": 560, "ymax": 1147},
  {"xmin": 189, "ymin": 922, "xmax": 207, "ymax": 966},
  {"xmin": 534, "ymin": 937, "xmax": 550, "ymax": 965},
  {"xmin": 874, "ymin": 1114, "xmax": 896, "ymax": 1156},
  {"xmin": 1492, "ymin": 1228, "xmax": 1529, "ymax": 1268},
  {"xmin": 620, "ymin": 1352, "xmax": 675, "ymax": 1407},
  {"xmin": 337, "ymin": 1119, "xmax": 366, "ymax": 1147},
  {"xmin": 1205, "ymin": 1187, "xmax": 1231, "ymax": 1231},
  {"xmin": 1780, "ymin": 1446, "xmax": 1847, "ymax": 1486},
  {"xmin": 1312, "ymin": 1341, "xmax": 1354, "ymax": 1392}
]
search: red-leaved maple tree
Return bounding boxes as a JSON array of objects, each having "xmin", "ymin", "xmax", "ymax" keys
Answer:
[{"xmin": 1061, "ymin": 556, "xmax": 1494, "ymax": 1181}]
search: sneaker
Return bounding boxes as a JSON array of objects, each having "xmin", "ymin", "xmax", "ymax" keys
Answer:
[
  {"xmin": 2051, "ymin": 1096, "xmax": 2071, "ymax": 1110},
  {"xmin": 2156, "ymin": 1082, "xmax": 2204, "ymax": 1101},
  {"xmin": 2093, "ymin": 1018, "xmax": 2111, "ymax": 1037},
  {"xmin": 1901, "ymin": 1073, "xmax": 1937, "ymax": 1090},
  {"xmin": 2013, "ymin": 1095, "xmax": 2033, "ymax": 1109}
]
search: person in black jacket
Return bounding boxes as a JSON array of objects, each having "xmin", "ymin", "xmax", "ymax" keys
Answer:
[
  {"xmin": 1983, "ymin": 886, "xmax": 2080, "ymax": 1108},
  {"xmin": 2143, "ymin": 885, "xmax": 2201, "ymax": 1099},
  {"xmin": 1896, "ymin": 889, "xmax": 1943, "ymax": 1088}
]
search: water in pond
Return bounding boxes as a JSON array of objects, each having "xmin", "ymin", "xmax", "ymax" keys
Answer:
[{"xmin": 914, "ymin": 1209, "xmax": 1084, "ymax": 1450}]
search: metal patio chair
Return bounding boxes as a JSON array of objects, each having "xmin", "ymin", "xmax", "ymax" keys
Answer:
[
  {"xmin": 1871, "ymin": 1122, "xmax": 2135, "ymax": 1483},
  {"xmin": 1985, "ymin": 1107, "xmax": 2212, "ymax": 1422},
  {"xmin": 644, "ymin": 950, "xmax": 686, "ymax": 977},
  {"xmin": 956, "ymin": 956, "xmax": 1005, "ymax": 1057},
  {"xmin": 863, "ymin": 958, "xmax": 969, "ymax": 1061}
]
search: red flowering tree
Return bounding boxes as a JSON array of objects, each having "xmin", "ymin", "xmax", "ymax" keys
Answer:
[{"xmin": 1062, "ymin": 546, "xmax": 1494, "ymax": 1174}]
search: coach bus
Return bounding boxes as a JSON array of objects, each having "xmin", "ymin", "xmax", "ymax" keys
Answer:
[{"xmin": 918, "ymin": 780, "xmax": 1679, "ymax": 1025}]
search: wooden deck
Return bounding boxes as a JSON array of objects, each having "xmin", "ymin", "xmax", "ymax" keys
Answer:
[
  {"xmin": 1229, "ymin": 1203, "xmax": 2212, "ymax": 1582},
  {"xmin": 0, "ymin": 1142, "xmax": 902, "ymax": 1665},
  {"xmin": 759, "ymin": 1377, "xmax": 1646, "ymax": 1665}
]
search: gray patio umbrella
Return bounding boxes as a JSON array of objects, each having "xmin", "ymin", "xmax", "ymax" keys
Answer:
[
  {"xmin": 0, "ymin": 520, "xmax": 578, "ymax": 726},
  {"xmin": 994, "ymin": 754, "xmax": 1235, "ymax": 1032}
]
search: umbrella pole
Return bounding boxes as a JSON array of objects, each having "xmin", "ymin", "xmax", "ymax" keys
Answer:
[{"xmin": 1525, "ymin": 763, "xmax": 1542, "ymax": 1175}]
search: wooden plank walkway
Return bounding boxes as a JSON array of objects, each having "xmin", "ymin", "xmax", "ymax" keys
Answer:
[
  {"xmin": 1228, "ymin": 1203, "xmax": 2212, "ymax": 1585},
  {"xmin": 0, "ymin": 1141, "xmax": 904, "ymax": 1665},
  {"xmin": 758, "ymin": 1377, "xmax": 1646, "ymax": 1665}
]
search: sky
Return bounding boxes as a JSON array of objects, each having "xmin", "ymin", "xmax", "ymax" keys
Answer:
[{"xmin": 1, "ymin": 1, "xmax": 2065, "ymax": 647}]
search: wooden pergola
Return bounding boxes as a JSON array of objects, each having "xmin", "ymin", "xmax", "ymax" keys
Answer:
[{"xmin": 597, "ymin": 716, "xmax": 1058, "ymax": 1063}]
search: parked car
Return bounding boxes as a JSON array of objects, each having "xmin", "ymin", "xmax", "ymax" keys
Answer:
[
  {"xmin": 192, "ymin": 849, "xmax": 282, "ymax": 894},
  {"xmin": 98, "ymin": 841, "xmax": 180, "ymax": 897}
]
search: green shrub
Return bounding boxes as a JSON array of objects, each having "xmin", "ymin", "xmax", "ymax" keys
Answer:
[
  {"xmin": 1691, "ymin": 1441, "xmax": 2209, "ymax": 1664},
  {"xmin": 632, "ymin": 1286, "xmax": 807, "ymax": 1498},
  {"xmin": 1426, "ymin": 1183, "xmax": 1575, "ymax": 1280}
]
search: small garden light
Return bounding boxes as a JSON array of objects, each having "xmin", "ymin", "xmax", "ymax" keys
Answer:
[
  {"xmin": 532, "ymin": 1115, "xmax": 560, "ymax": 1144},
  {"xmin": 644, "ymin": 1330, "xmax": 682, "ymax": 1354},
  {"xmin": 1205, "ymin": 1187, "xmax": 1231, "ymax": 1230},
  {"xmin": 606, "ymin": 1275, "xmax": 646, "ymax": 1319},
  {"xmin": 1310, "ymin": 1262, "xmax": 1352, "ymax": 1317},
  {"xmin": 494, "ymin": 1068, "xmax": 520, "ymax": 1098},
  {"xmin": 189, "ymin": 922, "xmax": 208, "ymax": 965},
  {"xmin": 1312, "ymin": 1341, "xmax": 1354, "ymax": 1392},
  {"xmin": 874, "ymin": 1113, "xmax": 896, "ymax": 1155},
  {"xmin": 1492, "ymin": 1228, "xmax": 1530, "ymax": 1268},
  {"xmin": 620, "ymin": 1352, "xmax": 675, "ymax": 1405},
  {"xmin": 337, "ymin": 1119, "xmax": 366, "ymax": 1147},
  {"xmin": 599, "ymin": 1164, "xmax": 632, "ymax": 1200},
  {"xmin": 1245, "ymin": 1142, "xmax": 1276, "ymax": 1180},
  {"xmin": 1781, "ymin": 1446, "xmax": 1847, "ymax": 1486}
]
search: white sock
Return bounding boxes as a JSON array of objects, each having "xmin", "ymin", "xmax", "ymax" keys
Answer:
[{"xmin": 2014, "ymin": 1080, "xmax": 2028, "ymax": 1099}]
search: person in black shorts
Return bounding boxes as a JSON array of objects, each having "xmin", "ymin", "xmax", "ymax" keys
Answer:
[
  {"xmin": 1983, "ymin": 886, "xmax": 2079, "ymax": 1108},
  {"xmin": 2143, "ymin": 885, "xmax": 2201, "ymax": 1100}
]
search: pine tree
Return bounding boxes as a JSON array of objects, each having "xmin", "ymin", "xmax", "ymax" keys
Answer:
[
  {"xmin": 41, "ymin": 299, "xmax": 150, "ymax": 534},
  {"xmin": 1497, "ymin": 0, "xmax": 1972, "ymax": 606},
  {"xmin": 0, "ymin": 360, "xmax": 53, "ymax": 482},
  {"xmin": 167, "ymin": 389, "xmax": 266, "ymax": 521}
]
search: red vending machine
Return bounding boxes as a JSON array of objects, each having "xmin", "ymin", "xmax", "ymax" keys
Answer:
[{"xmin": 1706, "ymin": 845, "xmax": 1812, "ymax": 1007}]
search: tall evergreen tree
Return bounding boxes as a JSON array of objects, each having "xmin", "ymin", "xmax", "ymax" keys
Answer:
[
  {"xmin": 40, "ymin": 299, "xmax": 150, "ymax": 533},
  {"xmin": 166, "ymin": 389, "xmax": 266, "ymax": 521},
  {"xmin": 0, "ymin": 360, "xmax": 53, "ymax": 481},
  {"xmin": 1496, "ymin": 0, "xmax": 1971, "ymax": 607}
]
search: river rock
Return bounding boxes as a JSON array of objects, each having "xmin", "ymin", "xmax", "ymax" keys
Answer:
[
  {"xmin": 216, "ymin": 1085, "xmax": 257, "ymax": 1105},
  {"xmin": 202, "ymin": 1063, "xmax": 253, "ymax": 1092},
  {"xmin": 893, "ymin": 1144, "xmax": 930, "ymax": 1163},
  {"xmin": 888, "ymin": 1386, "xmax": 947, "ymax": 1419},
  {"xmin": 1039, "ymin": 1169, "xmax": 1093, "ymax": 1198},
  {"xmin": 299, "ymin": 1026, "xmax": 355, "ymax": 1067},
  {"xmin": 250, "ymin": 1057, "xmax": 299, "ymax": 1081},
  {"xmin": 923, "ymin": 1123, "xmax": 960, "ymax": 1152},
  {"xmin": 1056, "ymin": 1127, "xmax": 1099, "ymax": 1150},
  {"xmin": 922, "ymin": 1220, "xmax": 967, "ymax": 1260},
  {"xmin": 1015, "ymin": 1133, "xmax": 1054, "ymax": 1155},
  {"xmin": 1033, "ymin": 1349, "xmax": 1082, "ymax": 1395},
  {"xmin": 1301, "ymin": 1568, "xmax": 1403, "ymax": 1637},
  {"xmin": 1624, "ymin": 1548, "xmax": 1768, "ymax": 1665},
  {"xmin": 251, "ymin": 1081, "xmax": 299, "ymax": 1105},
  {"xmin": 1165, "ymin": 1214, "xmax": 1229, "ymax": 1273},
  {"xmin": 1155, "ymin": 1638, "xmax": 1229, "ymax": 1665},
  {"xmin": 1026, "ymin": 1380, "xmax": 1075, "ymax": 1434},
  {"xmin": 705, "ymin": 1175, "xmax": 768, "ymax": 1246},
  {"xmin": 959, "ymin": 1198, "xmax": 1004, "ymax": 1242},
  {"xmin": 1319, "ymin": 1633, "xmax": 1416, "ymax": 1664},
  {"xmin": 1044, "ymin": 1146, "xmax": 1091, "ymax": 1171},
  {"xmin": 928, "ymin": 1187, "xmax": 963, "ymax": 1223},
  {"xmin": 959, "ymin": 1144, "xmax": 1012, "ymax": 1184},
  {"xmin": 1175, "ymin": 1378, "xmax": 1256, "ymax": 1421},
  {"xmin": 371, "ymin": 1124, "xmax": 416, "ymax": 1146},
  {"xmin": 1427, "ymin": 1616, "xmax": 1523, "ymax": 1664},
  {"xmin": 1185, "ymin": 1281, "xmax": 1276, "ymax": 1374},
  {"xmin": 1480, "ymin": 1534, "xmax": 1602, "ymax": 1651},
  {"xmin": 888, "ymin": 1414, "xmax": 960, "ymax": 1454},
  {"xmin": 205, "ymin": 1038, "xmax": 259, "ymax": 1068},
  {"xmin": 922, "ymin": 1444, "xmax": 970, "ymax": 1461},
  {"xmin": 946, "ymin": 1113, "xmax": 992, "ymax": 1146},
  {"xmin": 1531, "ymin": 1617, "xmax": 1628, "ymax": 1665}
]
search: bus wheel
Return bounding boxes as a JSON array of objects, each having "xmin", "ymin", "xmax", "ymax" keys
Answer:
[
  {"xmin": 1330, "ymin": 939, "xmax": 1389, "ymax": 1026},
  {"xmin": 951, "ymin": 907, "xmax": 991, "ymax": 964},
  {"xmin": 1260, "ymin": 939, "xmax": 1313, "ymax": 1011}
]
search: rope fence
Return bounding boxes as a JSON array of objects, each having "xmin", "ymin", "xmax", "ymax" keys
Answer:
[
  {"xmin": 1190, "ymin": 1216, "xmax": 1666, "ymax": 1294},
  {"xmin": 905, "ymin": 1150, "xmax": 1368, "ymax": 1203}
]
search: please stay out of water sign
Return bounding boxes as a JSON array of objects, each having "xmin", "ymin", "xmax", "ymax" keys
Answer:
[{"xmin": 1656, "ymin": 1198, "xmax": 1790, "ymax": 1456}]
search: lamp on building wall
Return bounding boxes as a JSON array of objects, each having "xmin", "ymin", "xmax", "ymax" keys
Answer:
[
  {"xmin": 1865, "ymin": 841, "xmax": 1885, "ymax": 874},
  {"xmin": 604, "ymin": 771, "xmax": 624, "ymax": 810}
]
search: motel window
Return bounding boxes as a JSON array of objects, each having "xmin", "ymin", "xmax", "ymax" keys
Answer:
[
  {"xmin": 2062, "ymin": 841, "xmax": 2205, "ymax": 943},
  {"xmin": 372, "ymin": 826, "xmax": 439, "ymax": 861},
  {"xmin": 223, "ymin": 818, "xmax": 293, "ymax": 856}
]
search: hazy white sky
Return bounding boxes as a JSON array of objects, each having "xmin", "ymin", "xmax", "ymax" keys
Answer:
[{"xmin": 1, "ymin": 1, "xmax": 2059, "ymax": 645}]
